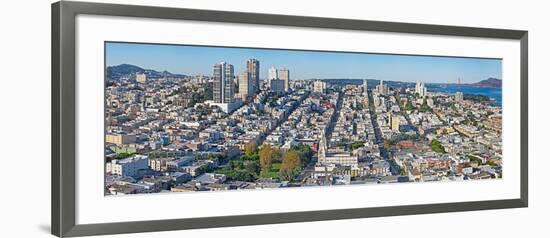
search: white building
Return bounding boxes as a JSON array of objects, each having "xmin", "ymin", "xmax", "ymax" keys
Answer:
[
  {"xmin": 363, "ymin": 79, "xmax": 368, "ymax": 96},
  {"xmin": 135, "ymin": 73, "xmax": 147, "ymax": 84},
  {"xmin": 205, "ymin": 99, "xmax": 243, "ymax": 114},
  {"xmin": 106, "ymin": 155, "xmax": 149, "ymax": 177},
  {"xmin": 317, "ymin": 135, "xmax": 358, "ymax": 166},
  {"xmin": 313, "ymin": 80, "xmax": 327, "ymax": 93},
  {"xmin": 268, "ymin": 66, "xmax": 278, "ymax": 85},
  {"xmin": 376, "ymin": 80, "xmax": 389, "ymax": 95},
  {"xmin": 455, "ymin": 91, "xmax": 464, "ymax": 102},
  {"xmin": 415, "ymin": 81, "xmax": 427, "ymax": 97}
]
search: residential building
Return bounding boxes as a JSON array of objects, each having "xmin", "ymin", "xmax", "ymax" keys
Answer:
[
  {"xmin": 278, "ymin": 68, "xmax": 290, "ymax": 92},
  {"xmin": 237, "ymin": 71, "xmax": 252, "ymax": 100},
  {"xmin": 415, "ymin": 81, "xmax": 427, "ymax": 97},
  {"xmin": 270, "ymin": 79, "xmax": 285, "ymax": 93},
  {"xmin": 268, "ymin": 66, "xmax": 278, "ymax": 81},
  {"xmin": 106, "ymin": 133, "xmax": 136, "ymax": 145},
  {"xmin": 391, "ymin": 114, "xmax": 400, "ymax": 132},
  {"xmin": 247, "ymin": 59, "xmax": 260, "ymax": 93},
  {"xmin": 106, "ymin": 155, "xmax": 149, "ymax": 177},
  {"xmin": 455, "ymin": 91, "xmax": 464, "ymax": 102},
  {"xmin": 213, "ymin": 62, "xmax": 234, "ymax": 103},
  {"xmin": 313, "ymin": 80, "xmax": 327, "ymax": 93},
  {"xmin": 135, "ymin": 73, "xmax": 147, "ymax": 84}
]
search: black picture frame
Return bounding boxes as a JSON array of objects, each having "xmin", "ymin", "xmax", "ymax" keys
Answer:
[{"xmin": 52, "ymin": 1, "xmax": 528, "ymax": 237}]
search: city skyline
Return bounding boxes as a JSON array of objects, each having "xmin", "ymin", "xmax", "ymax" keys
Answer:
[
  {"xmin": 106, "ymin": 42, "xmax": 502, "ymax": 84},
  {"xmin": 105, "ymin": 42, "xmax": 502, "ymax": 195}
]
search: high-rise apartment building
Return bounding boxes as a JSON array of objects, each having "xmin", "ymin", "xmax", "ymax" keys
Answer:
[
  {"xmin": 415, "ymin": 81, "xmax": 427, "ymax": 98},
  {"xmin": 213, "ymin": 62, "xmax": 234, "ymax": 103},
  {"xmin": 277, "ymin": 68, "xmax": 290, "ymax": 92},
  {"xmin": 268, "ymin": 66, "xmax": 278, "ymax": 82},
  {"xmin": 313, "ymin": 80, "xmax": 327, "ymax": 93},
  {"xmin": 247, "ymin": 59, "xmax": 260, "ymax": 93},
  {"xmin": 237, "ymin": 71, "xmax": 252, "ymax": 100},
  {"xmin": 376, "ymin": 80, "xmax": 388, "ymax": 95}
]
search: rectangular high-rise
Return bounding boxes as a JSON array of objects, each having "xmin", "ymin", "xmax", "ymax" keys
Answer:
[
  {"xmin": 277, "ymin": 68, "xmax": 290, "ymax": 92},
  {"xmin": 237, "ymin": 71, "xmax": 252, "ymax": 100},
  {"xmin": 213, "ymin": 62, "xmax": 235, "ymax": 103},
  {"xmin": 247, "ymin": 59, "xmax": 260, "ymax": 93}
]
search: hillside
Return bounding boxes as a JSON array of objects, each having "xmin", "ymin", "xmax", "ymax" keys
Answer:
[{"xmin": 106, "ymin": 64, "xmax": 186, "ymax": 80}]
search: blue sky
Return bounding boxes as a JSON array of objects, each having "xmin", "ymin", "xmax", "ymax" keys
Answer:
[{"xmin": 106, "ymin": 42, "xmax": 502, "ymax": 84}]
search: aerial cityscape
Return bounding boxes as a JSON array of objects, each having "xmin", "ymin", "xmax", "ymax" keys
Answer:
[{"xmin": 104, "ymin": 42, "xmax": 503, "ymax": 195}]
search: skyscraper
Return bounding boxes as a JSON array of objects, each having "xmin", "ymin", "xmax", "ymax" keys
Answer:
[
  {"xmin": 377, "ymin": 80, "xmax": 387, "ymax": 95},
  {"xmin": 247, "ymin": 59, "xmax": 260, "ymax": 93},
  {"xmin": 213, "ymin": 62, "xmax": 234, "ymax": 103},
  {"xmin": 277, "ymin": 68, "xmax": 290, "ymax": 92},
  {"xmin": 237, "ymin": 71, "xmax": 252, "ymax": 100},
  {"xmin": 268, "ymin": 66, "xmax": 278, "ymax": 81},
  {"xmin": 363, "ymin": 79, "xmax": 368, "ymax": 95}
]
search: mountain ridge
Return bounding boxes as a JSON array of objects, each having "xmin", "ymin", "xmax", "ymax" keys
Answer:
[
  {"xmin": 469, "ymin": 77, "xmax": 502, "ymax": 88},
  {"xmin": 107, "ymin": 64, "xmax": 187, "ymax": 80}
]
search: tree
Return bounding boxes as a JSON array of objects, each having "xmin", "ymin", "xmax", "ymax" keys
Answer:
[
  {"xmin": 279, "ymin": 150, "xmax": 302, "ymax": 181},
  {"xmin": 114, "ymin": 152, "xmax": 134, "ymax": 160},
  {"xmin": 243, "ymin": 160, "xmax": 260, "ymax": 175},
  {"xmin": 430, "ymin": 139, "xmax": 445, "ymax": 153},
  {"xmin": 351, "ymin": 141, "xmax": 365, "ymax": 150},
  {"xmin": 259, "ymin": 144, "xmax": 281, "ymax": 175},
  {"xmin": 290, "ymin": 143, "xmax": 313, "ymax": 166},
  {"xmin": 279, "ymin": 168, "xmax": 299, "ymax": 181},
  {"xmin": 384, "ymin": 140, "xmax": 391, "ymax": 150},
  {"xmin": 281, "ymin": 150, "xmax": 301, "ymax": 171},
  {"xmin": 245, "ymin": 141, "xmax": 258, "ymax": 156},
  {"xmin": 467, "ymin": 155, "xmax": 483, "ymax": 165}
]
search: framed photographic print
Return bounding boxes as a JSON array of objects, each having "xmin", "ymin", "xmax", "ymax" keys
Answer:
[{"xmin": 52, "ymin": 1, "xmax": 528, "ymax": 237}]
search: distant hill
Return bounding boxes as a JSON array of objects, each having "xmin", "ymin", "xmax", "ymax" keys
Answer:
[
  {"xmin": 106, "ymin": 64, "xmax": 187, "ymax": 80},
  {"xmin": 469, "ymin": 78, "xmax": 502, "ymax": 88}
]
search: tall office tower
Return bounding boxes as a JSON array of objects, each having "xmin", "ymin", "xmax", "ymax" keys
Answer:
[
  {"xmin": 247, "ymin": 59, "xmax": 260, "ymax": 93},
  {"xmin": 237, "ymin": 71, "xmax": 252, "ymax": 100},
  {"xmin": 278, "ymin": 68, "xmax": 290, "ymax": 92},
  {"xmin": 213, "ymin": 62, "xmax": 235, "ymax": 103},
  {"xmin": 268, "ymin": 66, "xmax": 278, "ymax": 86}
]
